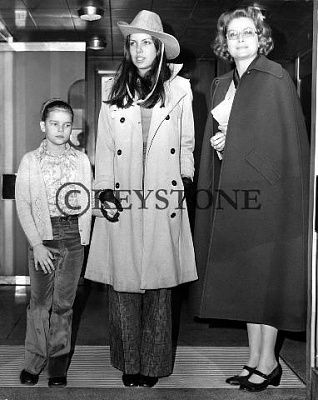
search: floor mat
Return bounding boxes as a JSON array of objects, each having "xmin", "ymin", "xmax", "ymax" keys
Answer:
[{"xmin": 0, "ymin": 345, "xmax": 305, "ymax": 388}]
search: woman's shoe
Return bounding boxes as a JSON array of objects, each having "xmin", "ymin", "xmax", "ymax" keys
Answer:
[
  {"xmin": 48, "ymin": 376, "xmax": 67, "ymax": 387},
  {"xmin": 139, "ymin": 374, "xmax": 159, "ymax": 387},
  {"xmin": 122, "ymin": 373, "xmax": 139, "ymax": 387},
  {"xmin": 225, "ymin": 365, "xmax": 256, "ymax": 385},
  {"xmin": 20, "ymin": 369, "xmax": 39, "ymax": 385},
  {"xmin": 240, "ymin": 363, "xmax": 282, "ymax": 392}
]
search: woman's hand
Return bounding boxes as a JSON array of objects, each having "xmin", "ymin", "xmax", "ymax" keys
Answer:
[
  {"xmin": 33, "ymin": 243, "xmax": 55, "ymax": 274},
  {"xmin": 99, "ymin": 189, "xmax": 123, "ymax": 222},
  {"xmin": 101, "ymin": 201, "xmax": 120, "ymax": 220},
  {"xmin": 210, "ymin": 125, "xmax": 227, "ymax": 152}
]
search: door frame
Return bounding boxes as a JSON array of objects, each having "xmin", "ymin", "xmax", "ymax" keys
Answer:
[
  {"xmin": 307, "ymin": 1, "xmax": 318, "ymax": 399},
  {"xmin": 85, "ymin": 54, "xmax": 120, "ymax": 165}
]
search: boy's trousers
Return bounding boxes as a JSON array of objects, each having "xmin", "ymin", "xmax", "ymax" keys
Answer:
[
  {"xmin": 108, "ymin": 286, "xmax": 172, "ymax": 377},
  {"xmin": 24, "ymin": 216, "xmax": 83, "ymax": 377}
]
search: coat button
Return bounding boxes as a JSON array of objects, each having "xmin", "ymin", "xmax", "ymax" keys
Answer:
[
  {"xmin": 170, "ymin": 148, "xmax": 175, "ymax": 154},
  {"xmin": 165, "ymin": 115, "xmax": 170, "ymax": 120},
  {"xmin": 120, "ymin": 117, "xmax": 125, "ymax": 123},
  {"xmin": 171, "ymin": 212, "xmax": 176, "ymax": 218},
  {"xmin": 117, "ymin": 149, "xmax": 122, "ymax": 155},
  {"xmin": 172, "ymin": 180, "xmax": 177, "ymax": 186},
  {"xmin": 115, "ymin": 182, "xmax": 120, "ymax": 188}
]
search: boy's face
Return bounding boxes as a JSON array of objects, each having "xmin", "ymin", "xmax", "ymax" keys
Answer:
[{"xmin": 40, "ymin": 109, "xmax": 72, "ymax": 151}]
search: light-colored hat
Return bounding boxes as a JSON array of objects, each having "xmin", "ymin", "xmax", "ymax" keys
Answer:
[{"xmin": 117, "ymin": 10, "xmax": 180, "ymax": 60}]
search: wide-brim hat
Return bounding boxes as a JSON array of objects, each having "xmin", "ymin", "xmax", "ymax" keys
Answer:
[{"xmin": 117, "ymin": 10, "xmax": 180, "ymax": 60}]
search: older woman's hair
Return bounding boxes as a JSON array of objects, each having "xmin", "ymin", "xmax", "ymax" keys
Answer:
[{"xmin": 213, "ymin": 5, "xmax": 274, "ymax": 62}]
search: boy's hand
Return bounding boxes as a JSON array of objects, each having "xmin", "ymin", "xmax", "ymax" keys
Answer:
[{"xmin": 33, "ymin": 244, "xmax": 55, "ymax": 274}]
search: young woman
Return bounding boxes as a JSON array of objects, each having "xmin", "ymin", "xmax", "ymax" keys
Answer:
[
  {"xmin": 85, "ymin": 10, "xmax": 197, "ymax": 387},
  {"xmin": 15, "ymin": 99, "xmax": 92, "ymax": 387},
  {"xmin": 191, "ymin": 5, "xmax": 309, "ymax": 392}
]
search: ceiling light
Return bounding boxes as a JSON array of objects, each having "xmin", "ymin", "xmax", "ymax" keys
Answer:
[
  {"xmin": 15, "ymin": 9, "xmax": 28, "ymax": 28},
  {"xmin": 78, "ymin": 2, "xmax": 104, "ymax": 21},
  {"xmin": 87, "ymin": 36, "xmax": 106, "ymax": 50}
]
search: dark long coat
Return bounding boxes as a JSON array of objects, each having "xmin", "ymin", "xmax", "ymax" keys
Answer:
[{"xmin": 190, "ymin": 56, "xmax": 309, "ymax": 332}]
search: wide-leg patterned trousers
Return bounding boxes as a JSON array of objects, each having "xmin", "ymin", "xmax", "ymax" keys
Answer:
[{"xmin": 108, "ymin": 286, "xmax": 172, "ymax": 377}]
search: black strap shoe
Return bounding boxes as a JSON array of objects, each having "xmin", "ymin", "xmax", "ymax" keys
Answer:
[
  {"xmin": 122, "ymin": 373, "xmax": 139, "ymax": 387},
  {"xmin": 48, "ymin": 376, "xmax": 67, "ymax": 387},
  {"xmin": 240, "ymin": 363, "xmax": 282, "ymax": 392},
  {"xmin": 20, "ymin": 369, "xmax": 39, "ymax": 385},
  {"xmin": 139, "ymin": 374, "xmax": 159, "ymax": 387},
  {"xmin": 225, "ymin": 365, "xmax": 256, "ymax": 385}
]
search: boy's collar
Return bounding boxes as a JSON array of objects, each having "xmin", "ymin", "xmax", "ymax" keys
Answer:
[{"xmin": 36, "ymin": 139, "xmax": 76, "ymax": 159}]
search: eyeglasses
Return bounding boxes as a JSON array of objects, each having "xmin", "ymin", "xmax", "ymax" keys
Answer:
[{"xmin": 226, "ymin": 28, "xmax": 257, "ymax": 41}]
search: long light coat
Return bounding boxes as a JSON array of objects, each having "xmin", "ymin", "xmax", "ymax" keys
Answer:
[{"xmin": 85, "ymin": 65, "xmax": 197, "ymax": 292}]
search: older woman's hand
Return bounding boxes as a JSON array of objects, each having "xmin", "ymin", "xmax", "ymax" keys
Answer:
[{"xmin": 210, "ymin": 125, "xmax": 227, "ymax": 152}]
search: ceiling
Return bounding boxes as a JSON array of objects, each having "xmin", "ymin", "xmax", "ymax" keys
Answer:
[{"xmin": 0, "ymin": 0, "xmax": 313, "ymax": 60}]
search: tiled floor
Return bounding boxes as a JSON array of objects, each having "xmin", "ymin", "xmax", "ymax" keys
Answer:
[{"xmin": 0, "ymin": 280, "xmax": 307, "ymax": 383}]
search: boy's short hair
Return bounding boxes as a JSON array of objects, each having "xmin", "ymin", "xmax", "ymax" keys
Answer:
[{"xmin": 41, "ymin": 99, "xmax": 74, "ymax": 122}]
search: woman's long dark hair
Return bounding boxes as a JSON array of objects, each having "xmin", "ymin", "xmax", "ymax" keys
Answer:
[{"xmin": 107, "ymin": 36, "xmax": 172, "ymax": 108}]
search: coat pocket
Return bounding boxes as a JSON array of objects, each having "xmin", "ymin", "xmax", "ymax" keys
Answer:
[{"xmin": 245, "ymin": 150, "xmax": 281, "ymax": 185}]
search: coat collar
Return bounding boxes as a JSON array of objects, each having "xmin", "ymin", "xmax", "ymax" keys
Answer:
[
  {"xmin": 103, "ymin": 63, "xmax": 184, "ymax": 106},
  {"xmin": 105, "ymin": 63, "xmax": 188, "ymax": 155},
  {"xmin": 213, "ymin": 56, "xmax": 283, "ymax": 106},
  {"xmin": 217, "ymin": 55, "xmax": 283, "ymax": 83},
  {"xmin": 248, "ymin": 55, "xmax": 283, "ymax": 78},
  {"xmin": 168, "ymin": 63, "xmax": 183, "ymax": 81}
]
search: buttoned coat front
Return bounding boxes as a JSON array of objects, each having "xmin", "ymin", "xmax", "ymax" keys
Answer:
[{"xmin": 85, "ymin": 66, "xmax": 197, "ymax": 292}]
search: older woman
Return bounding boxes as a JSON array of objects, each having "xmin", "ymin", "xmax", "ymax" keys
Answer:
[{"xmin": 191, "ymin": 5, "xmax": 309, "ymax": 392}]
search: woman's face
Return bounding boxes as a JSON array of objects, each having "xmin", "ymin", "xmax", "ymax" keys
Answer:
[
  {"xmin": 226, "ymin": 17, "xmax": 259, "ymax": 63},
  {"xmin": 129, "ymin": 33, "xmax": 157, "ymax": 76}
]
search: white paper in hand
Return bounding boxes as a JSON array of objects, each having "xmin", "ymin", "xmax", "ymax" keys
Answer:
[{"xmin": 211, "ymin": 81, "xmax": 236, "ymax": 126}]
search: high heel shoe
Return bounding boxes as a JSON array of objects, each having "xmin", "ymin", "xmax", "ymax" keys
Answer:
[
  {"xmin": 225, "ymin": 365, "xmax": 256, "ymax": 385},
  {"xmin": 240, "ymin": 363, "xmax": 282, "ymax": 392}
]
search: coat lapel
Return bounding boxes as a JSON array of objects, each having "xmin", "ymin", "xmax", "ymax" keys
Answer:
[{"xmin": 146, "ymin": 81, "xmax": 187, "ymax": 154}]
